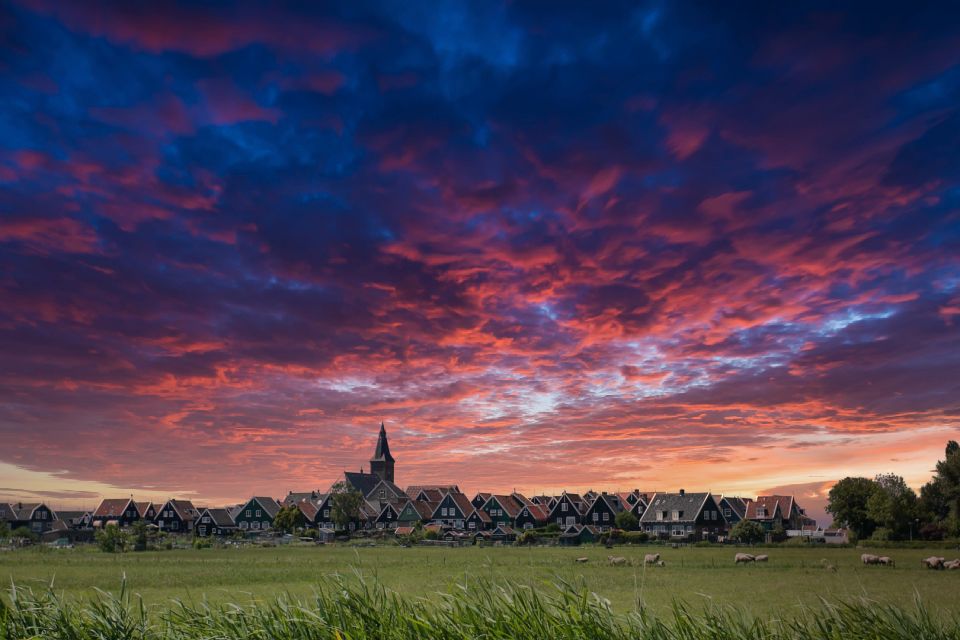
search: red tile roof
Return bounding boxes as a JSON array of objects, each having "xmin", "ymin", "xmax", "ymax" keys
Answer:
[{"xmin": 93, "ymin": 498, "xmax": 133, "ymax": 518}]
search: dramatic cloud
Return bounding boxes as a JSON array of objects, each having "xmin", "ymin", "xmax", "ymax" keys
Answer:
[{"xmin": 0, "ymin": 1, "xmax": 957, "ymax": 511}]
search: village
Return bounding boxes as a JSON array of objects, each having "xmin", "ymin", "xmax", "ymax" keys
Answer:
[{"xmin": 2, "ymin": 424, "xmax": 849, "ymax": 547}]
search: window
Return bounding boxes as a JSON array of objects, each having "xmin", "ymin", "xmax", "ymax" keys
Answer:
[
  {"xmin": 671, "ymin": 510, "xmax": 679, "ymax": 520},
  {"xmin": 656, "ymin": 511, "xmax": 664, "ymax": 521},
  {"xmin": 246, "ymin": 510, "xmax": 251, "ymax": 517},
  {"xmin": 323, "ymin": 509, "xmax": 329, "ymax": 517},
  {"xmin": 602, "ymin": 512, "xmax": 609, "ymax": 522},
  {"xmin": 198, "ymin": 526, "xmax": 206, "ymax": 535},
  {"xmin": 561, "ymin": 503, "xmax": 568, "ymax": 512},
  {"xmin": 171, "ymin": 521, "xmax": 179, "ymax": 530},
  {"xmin": 468, "ymin": 521, "xmax": 476, "ymax": 529},
  {"xmin": 557, "ymin": 517, "xmax": 563, "ymax": 525},
  {"xmin": 441, "ymin": 507, "xmax": 448, "ymax": 517},
  {"xmin": 379, "ymin": 490, "xmax": 385, "ymax": 499},
  {"xmin": 723, "ymin": 509, "xmax": 731, "ymax": 518},
  {"xmin": 255, "ymin": 510, "xmax": 261, "ymax": 517},
  {"xmin": 252, "ymin": 521, "xmax": 260, "ymax": 529},
  {"xmin": 240, "ymin": 521, "xmax": 248, "ymax": 529},
  {"xmin": 592, "ymin": 512, "xmax": 599, "ymax": 522}
]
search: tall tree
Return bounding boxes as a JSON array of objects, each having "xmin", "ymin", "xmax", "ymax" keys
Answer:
[
  {"xmin": 827, "ymin": 476, "xmax": 878, "ymax": 540},
  {"xmin": 273, "ymin": 505, "xmax": 306, "ymax": 534},
  {"xmin": 329, "ymin": 482, "xmax": 363, "ymax": 531},
  {"xmin": 866, "ymin": 473, "xmax": 918, "ymax": 540}
]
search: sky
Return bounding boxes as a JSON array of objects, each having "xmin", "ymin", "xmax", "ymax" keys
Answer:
[{"xmin": 1, "ymin": 1, "xmax": 958, "ymax": 523}]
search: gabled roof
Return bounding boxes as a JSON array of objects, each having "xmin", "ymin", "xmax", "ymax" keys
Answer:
[
  {"xmin": 434, "ymin": 492, "xmax": 474, "ymax": 518},
  {"xmin": 199, "ymin": 508, "xmax": 236, "ymax": 527},
  {"xmin": 367, "ymin": 479, "xmax": 405, "ymax": 499},
  {"xmin": 11, "ymin": 503, "xmax": 44, "ymax": 520},
  {"xmin": 719, "ymin": 496, "xmax": 748, "ymax": 518},
  {"xmin": 296, "ymin": 501, "xmax": 319, "ymax": 521},
  {"xmin": 587, "ymin": 493, "xmax": 628, "ymax": 515},
  {"xmin": 485, "ymin": 494, "xmax": 523, "ymax": 518},
  {"xmin": 472, "ymin": 492, "xmax": 492, "ymax": 504},
  {"xmin": 160, "ymin": 499, "xmax": 199, "ymax": 522},
  {"xmin": 519, "ymin": 503, "xmax": 549, "ymax": 522},
  {"xmin": 55, "ymin": 510, "xmax": 89, "ymax": 522},
  {"xmin": 93, "ymin": 498, "xmax": 133, "ymax": 518},
  {"xmin": 511, "ymin": 492, "xmax": 533, "ymax": 507},
  {"xmin": 246, "ymin": 496, "xmax": 282, "ymax": 518},
  {"xmin": 771, "ymin": 495, "xmax": 798, "ymax": 517},
  {"xmin": 342, "ymin": 472, "xmax": 382, "ymax": 497},
  {"xmin": 408, "ymin": 486, "xmax": 460, "ymax": 501},
  {"xmin": 639, "ymin": 492, "xmax": 712, "ymax": 524},
  {"xmin": 467, "ymin": 508, "xmax": 492, "ymax": 523},
  {"xmin": 746, "ymin": 496, "xmax": 782, "ymax": 521},
  {"xmin": 135, "ymin": 502, "xmax": 155, "ymax": 518}
]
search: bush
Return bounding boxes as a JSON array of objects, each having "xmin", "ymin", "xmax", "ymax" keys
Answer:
[
  {"xmin": 729, "ymin": 520, "xmax": 765, "ymax": 544},
  {"xmin": 95, "ymin": 524, "xmax": 128, "ymax": 553},
  {"xmin": 192, "ymin": 537, "xmax": 212, "ymax": 550},
  {"xmin": 516, "ymin": 531, "xmax": 538, "ymax": 546},
  {"xmin": 544, "ymin": 523, "xmax": 561, "ymax": 533},
  {"xmin": 870, "ymin": 527, "xmax": 892, "ymax": 542},
  {"xmin": 423, "ymin": 529, "xmax": 439, "ymax": 541},
  {"xmin": 614, "ymin": 511, "xmax": 639, "ymax": 531},
  {"xmin": 624, "ymin": 531, "xmax": 649, "ymax": 544},
  {"xmin": 919, "ymin": 523, "xmax": 946, "ymax": 541},
  {"xmin": 10, "ymin": 526, "xmax": 39, "ymax": 543}
]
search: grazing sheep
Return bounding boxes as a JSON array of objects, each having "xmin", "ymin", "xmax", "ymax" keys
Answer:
[
  {"xmin": 644, "ymin": 553, "xmax": 661, "ymax": 565},
  {"xmin": 878, "ymin": 556, "xmax": 894, "ymax": 566},
  {"xmin": 754, "ymin": 554, "xmax": 769, "ymax": 562},
  {"xmin": 607, "ymin": 555, "xmax": 628, "ymax": 566},
  {"xmin": 656, "ymin": 560, "xmax": 666, "ymax": 567},
  {"xmin": 735, "ymin": 553, "xmax": 755, "ymax": 564},
  {"xmin": 921, "ymin": 556, "xmax": 945, "ymax": 570},
  {"xmin": 861, "ymin": 553, "xmax": 880, "ymax": 565},
  {"xmin": 575, "ymin": 557, "xmax": 589, "ymax": 563},
  {"xmin": 944, "ymin": 559, "xmax": 960, "ymax": 570}
]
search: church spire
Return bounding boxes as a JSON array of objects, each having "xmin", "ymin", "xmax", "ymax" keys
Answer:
[{"xmin": 369, "ymin": 421, "xmax": 395, "ymax": 482}]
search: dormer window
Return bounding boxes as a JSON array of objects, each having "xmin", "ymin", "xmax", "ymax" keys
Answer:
[
  {"xmin": 757, "ymin": 507, "xmax": 767, "ymax": 517},
  {"xmin": 379, "ymin": 490, "xmax": 385, "ymax": 499}
]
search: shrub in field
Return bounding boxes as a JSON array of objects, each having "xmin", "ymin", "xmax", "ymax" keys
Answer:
[
  {"xmin": 95, "ymin": 524, "xmax": 128, "ymax": 553},
  {"xmin": 729, "ymin": 520, "xmax": 765, "ymax": 544}
]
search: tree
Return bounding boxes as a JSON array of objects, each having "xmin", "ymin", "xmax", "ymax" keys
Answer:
[
  {"xmin": 827, "ymin": 477, "xmax": 878, "ymax": 539},
  {"xmin": 0, "ymin": 520, "xmax": 9, "ymax": 540},
  {"xmin": 729, "ymin": 520, "xmax": 765, "ymax": 544},
  {"xmin": 614, "ymin": 511, "xmax": 639, "ymax": 531},
  {"xmin": 866, "ymin": 473, "xmax": 918, "ymax": 540},
  {"xmin": 10, "ymin": 526, "xmax": 38, "ymax": 544},
  {"xmin": 273, "ymin": 505, "xmax": 306, "ymax": 534},
  {"xmin": 329, "ymin": 482, "xmax": 363, "ymax": 531},
  {"xmin": 130, "ymin": 520, "xmax": 155, "ymax": 552},
  {"xmin": 96, "ymin": 524, "xmax": 129, "ymax": 553}
]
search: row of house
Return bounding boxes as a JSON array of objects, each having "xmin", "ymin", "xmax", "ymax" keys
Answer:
[{"xmin": 2, "ymin": 424, "xmax": 819, "ymax": 543}]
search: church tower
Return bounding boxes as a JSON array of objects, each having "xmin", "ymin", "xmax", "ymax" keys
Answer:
[{"xmin": 369, "ymin": 421, "xmax": 395, "ymax": 483}]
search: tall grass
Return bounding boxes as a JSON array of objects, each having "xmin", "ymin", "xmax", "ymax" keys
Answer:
[{"xmin": 1, "ymin": 572, "xmax": 957, "ymax": 639}]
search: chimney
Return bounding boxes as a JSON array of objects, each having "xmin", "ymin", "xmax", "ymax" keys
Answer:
[
  {"xmin": 601, "ymin": 491, "xmax": 607, "ymax": 496},
  {"xmin": 679, "ymin": 489, "xmax": 685, "ymax": 496}
]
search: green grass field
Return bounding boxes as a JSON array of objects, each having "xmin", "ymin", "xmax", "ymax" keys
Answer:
[{"xmin": 3, "ymin": 544, "xmax": 960, "ymax": 617}]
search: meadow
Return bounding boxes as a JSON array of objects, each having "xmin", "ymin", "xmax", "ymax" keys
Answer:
[{"xmin": 2, "ymin": 543, "xmax": 959, "ymax": 617}]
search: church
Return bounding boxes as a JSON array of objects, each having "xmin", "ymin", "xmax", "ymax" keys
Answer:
[{"xmin": 340, "ymin": 422, "xmax": 405, "ymax": 503}]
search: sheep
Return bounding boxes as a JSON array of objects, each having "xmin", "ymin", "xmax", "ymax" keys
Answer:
[
  {"xmin": 735, "ymin": 553, "xmax": 755, "ymax": 564},
  {"xmin": 754, "ymin": 554, "xmax": 769, "ymax": 562},
  {"xmin": 921, "ymin": 556, "xmax": 945, "ymax": 570},
  {"xmin": 877, "ymin": 556, "xmax": 894, "ymax": 566},
  {"xmin": 644, "ymin": 553, "xmax": 661, "ymax": 565},
  {"xmin": 607, "ymin": 555, "xmax": 628, "ymax": 566},
  {"xmin": 944, "ymin": 559, "xmax": 960, "ymax": 570},
  {"xmin": 656, "ymin": 560, "xmax": 666, "ymax": 567},
  {"xmin": 575, "ymin": 557, "xmax": 589, "ymax": 563},
  {"xmin": 861, "ymin": 553, "xmax": 880, "ymax": 565}
]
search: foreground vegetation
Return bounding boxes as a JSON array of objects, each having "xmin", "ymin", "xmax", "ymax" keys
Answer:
[
  {"xmin": 3, "ymin": 572, "xmax": 960, "ymax": 640},
  {"xmin": 3, "ymin": 545, "xmax": 960, "ymax": 618}
]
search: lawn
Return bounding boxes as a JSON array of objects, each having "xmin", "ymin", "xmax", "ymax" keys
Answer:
[{"xmin": 2, "ymin": 544, "xmax": 959, "ymax": 617}]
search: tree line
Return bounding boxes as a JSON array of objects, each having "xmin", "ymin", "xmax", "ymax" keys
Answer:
[{"xmin": 827, "ymin": 441, "xmax": 960, "ymax": 541}]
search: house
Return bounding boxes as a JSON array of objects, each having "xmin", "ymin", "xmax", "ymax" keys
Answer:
[
  {"xmin": 317, "ymin": 527, "xmax": 336, "ymax": 543},
  {"xmin": 0, "ymin": 503, "xmax": 16, "ymax": 526},
  {"xmin": 358, "ymin": 500, "xmax": 381, "ymax": 530},
  {"xmin": 55, "ymin": 510, "xmax": 92, "ymax": 530},
  {"xmin": 154, "ymin": 499, "xmax": 199, "ymax": 532},
  {"xmin": 528, "ymin": 495, "xmax": 556, "ymax": 508},
  {"xmin": 367, "ymin": 479, "xmax": 407, "ymax": 505},
  {"xmin": 295, "ymin": 500, "xmax": 320, "ymax": 527},
  {"xmin": 559, "ymin": 524, "xmax": 600, "ymax": 545},
  {"xmin": 489, "ymin": 524, "xmax": 517, "ymax": 543},
  {"xmin": 396, "ymin": 500, "xmax": 436, "ymax": 527},
  {"xmin": 583, "ymin": 492, "xmax": 628, "ymax": 531},
  {"xmin": 547, "ymin": 492, "xmax": 587, "ymax": 528},
  {"xmin": 10, "ymin": 503, "xmax": 57, "ymax": 534},
  {"xmin": 639, "ymin": 491, "xmax": 726, "ymax": 541},
  {"xmin": 232, "ymin": 497, "xmax": 282, "ymax": 532},
  {"xmin": 744, "ymin": 496, "xmax": 783, "ymax": 531},
  {"xmin": 195, "ymin": 508, "xmax": 237, "ymax": 537},
  {"xmin": 470, "ymin": 492, "xmax": 492, "ymax": 509},
  {"xmin": 92, "ymin": 498, "xmax": 140, "ymax": 528},
  {"xmin": 765, "ymin": 495, "xmax": 806, "ymax": 530},
  {"xmin": 135, "ymin": 502, "xmax": 157, "ymax": 522},
  {"xmin": 374, "ymin": 501, "xmax": 405, "ymax": 529},
  {"xmin": 718, "ymin": 496, "xmax": 748, "ymax": 525},
  {"xmin": 431, "ymin": 492, "xmax": 474, "ymax": 529},
  {"xmin": 408, "ymin": 486, "xmax": 459, "ymax": 503},
  {"xmin": 465, "ymin": 508, "xmax": 493, "ymax": 532},
  {"xmin": 480, "ymin": 495, "xmax": 523, "ymax": 528},
  {"xmin": 514, "ymin": 502, "xmax": 549, "ymax": 529}
]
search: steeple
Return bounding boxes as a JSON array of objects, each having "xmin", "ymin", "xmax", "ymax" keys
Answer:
[{"xmin": 369, "ymin": 421, "xmax": 395, "ymax": 482}]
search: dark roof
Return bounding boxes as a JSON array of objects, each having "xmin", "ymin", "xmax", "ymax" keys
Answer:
[
  {"xmin": 447, "ymin": 492, "xmax": 474, "ymax": 516},
  {"xmin": 248, "ymin": 497, "xmax": 282, "ymax": 518},
  {"xmin": 342, "ymin": 472, "xmax": 382, "ymax": 497},
  {"xmin": 135, "ymin": 502, "xmax": 155, "ymax": 518},
  {"xmin": 12, "ymin": 503, "xmax": 43, "ymax": 520},
  {"xmin": 368, "ymin": 479, "xmax": 405, "ymax": 499},
  {"xmin": 296, "ymin": 501, "xmax": 319, "ymax": 521},
  {"xmin": 371, "ymin": 422, "xmax": 394, "ymax": 462},
  {"xmin": 56, "ymin": 510, "xmax": 89, "ymax": 523},
  {"xmin": 468, "ymin": 508, "xmax": 492, "ymax": 523},
  {"xmin": 201, "ymin": 508, "xmax": 236, "ymax": 527},
  {"xmin": 284, "ymin": 491, "xmax": 323, "ymax": 506},
  {"xmin": 487, "ymin": 494, "xmax": 523, "ymax": 517},
  {"xmin": 161, "ymin": 499, "xmax": 199, "ymax": 522},
  {"xmin": 589, "ymin": 493, "xmax": 627, "ymax": 514},
  {"xmin": 719, "ymin": 496, "xmax": 748, "ymax": 518},
  {"xmin": 639, "ymin": 492, "xmax": 712, "ymax": 524},
  {"xmin": 746, "ymin": 496, "xmax": 782, "ymax": 521},
  {"xmin": 93, "ymin": 498, "xmax": 133, "ymax": 518}
]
